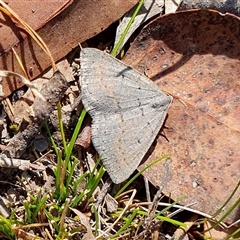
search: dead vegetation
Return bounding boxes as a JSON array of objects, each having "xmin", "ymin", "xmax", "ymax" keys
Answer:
[{"xmin": 0, "ymin": 0, "xmax": 239, "ymax": 239}]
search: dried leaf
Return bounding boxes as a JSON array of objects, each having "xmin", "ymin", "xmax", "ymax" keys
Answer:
[
  {"xmin": 123, "ymin": 9, "xmax": 240, "ymax": 225},
  {"xmin": 0, "ymin": 0, "xmax": 138, "ymax": 98},
  {"xmin": 105, "ymin": 193, "xmax": 118, "ymax": 213},
  {"xmin": 70, "ymin": 208, "xmax": 96, "ymax": 240}
]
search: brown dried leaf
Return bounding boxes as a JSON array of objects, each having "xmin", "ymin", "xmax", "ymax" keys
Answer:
[
  {"xmin": 204, "ymin": 221, "xmax": 240, "ymax": 239},
  {"xmin": 70, "ymin": 207, "xmax": 96, "ymax": 240},
  {"xmin": 123, "ymin": 9, "xmax": 240, "ymax": 225},
  {"xmin": 75, "ymin": 119, "xmax": 91, "ymax": 149},
  {"xmin": 0, "ymin": 0, "xmax": 138, "ymax": 99},
  {"xmin": 105, "ymin": 193, "xmax": 118, "ymax": 213}
]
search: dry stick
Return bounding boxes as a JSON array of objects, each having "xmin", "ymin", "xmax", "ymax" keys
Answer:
[
  {"xmin": 133, "ymin": 201, "xmax": 239, "ymax": 229},
  {"xmin": 141, "ymin": 158, "xmax": 171, "ymax": 236},
  {"xmin": 1, "ymin": 71, "xmax": 68, "ymax": 160},
  {"xmin": 144, "ymin": 177, "xmax": 151, "ymax": 206},
  {"xmin": 96, "ymin": 189, "xmax": 137, "ymax": 239},
  {"xmin": 4, "ymin": 98, "xmax": 15, "ymax": 119},
  {"xmin": 96, "ymin": 177, "xmax": 112, "ymax": 207},
  {"xmin": 0, "ymin": 157, "xmax": 31, "ymax": 170}
]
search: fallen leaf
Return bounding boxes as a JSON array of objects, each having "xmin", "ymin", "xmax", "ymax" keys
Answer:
[
  {"xmin": 105, "ymin": 193, "xmax": 118, "ymax": 213},
  {"xmin": 0, "ymin": 0, "xmax": 138, "ymax": 99},
  {"xmin": 75, "ymin": 122, "xmax": 92, "ymax": 149},
  {"xmin": 0, "ymin": 0, "xmax": 73, "ymax": 52},
  {"xmin": 204, "ymin": 221, "xmax": 240, "ymax": 239},
  {"xmin": 70, "ymin": 207, "xmax": 96, "ymax": 240},
  {"xmin": 123, "ymin": 9, "xmax": 240, "ymax": 225}
]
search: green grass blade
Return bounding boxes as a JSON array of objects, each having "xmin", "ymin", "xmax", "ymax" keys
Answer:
[
  {"xmin": 155, "ymin": 195, "xmax": 186, "ymax": 218},
  {"xmin": 111, "ymin": 0, "xmax": 144, "ymax": 57},
  {"xmin": 23, "ymin": 200, "xmax": 32, "ymax": 223},
  {"xmin": 65, "ymin": 108, "xmax": 87, "ymax": 169},
  {"xmin": 87, "ymin": 165, "xmax": 105, "ymax": 199},
  {"xmin": 111, "ymin": 209, "xmax": 138, "ymax": 238},
  {"xmin": 115, "ymin": 153, "xmax": 170, "ymax": 197},
  {"xmin": 57, "ymin": 102, "xmax": 67, "ymax": 152},
  {"xmin": 206, "ymin": 196, "xmax": 240, "ymax": 234},
  {"xmin": 66, "ymin": 156, "xmax": 78, "ymax": 192},
  {"xmin": 58, "ymin": 199, "xmax": 70, "ymax": 239},
  {"xmin": 70, "ymin": 190, "xmax": 89, "ymax": 208},
  {"xmin": 73, "ymin": 171, "xmax": 89, "ymax": 194},
  {"xmin": 0, "ymin": 215, "xmax": 15, "ymax": 239},
  {"xmin": 31, "ymin": 195, "xmax": 48, "ymax": 223},
  {"xmin": 136, "ymin": 210, "xmax": 186, "ymax": 227},
  {"xmin": 87, "ymin": 156, "xmax": 102, "ymax": 182},
  {"xmin": 45, "ymin": 122, "xmax": 58, "ymax": 154},
  {"xmin": 204, "ymin": 179, "xmax": 240, "ymax": 232},
  {"xmin": 54, "ymin": 148, "xmax": 63, "ymax": 198},
  {"xmin": 225, "ymin": 226, "xmax": 240, "ymax": 240},
  {"xmin": 44, "ymin": 209, "xmax": 60, "ymax": 233},
  {"xmin": 92, "ymin": 204, "xmax": 99, "ymax": 237}
]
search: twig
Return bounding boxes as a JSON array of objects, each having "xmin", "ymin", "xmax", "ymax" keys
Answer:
[
  {"xmin": 2, "ymin": 71, "xmax": 68, "ymax": 159},
  {"xmin": 145, "ymin": 158, "xmax": 171, "ymax": 226}
]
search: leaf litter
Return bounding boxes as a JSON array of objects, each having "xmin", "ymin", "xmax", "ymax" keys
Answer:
[
  {"xmin": 0, "ymin": 0, "xmax": 239, "ymax": 239},
  {"xmin": 123, "ymin": 8, "xmax": 240, "ymax": 227}
]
